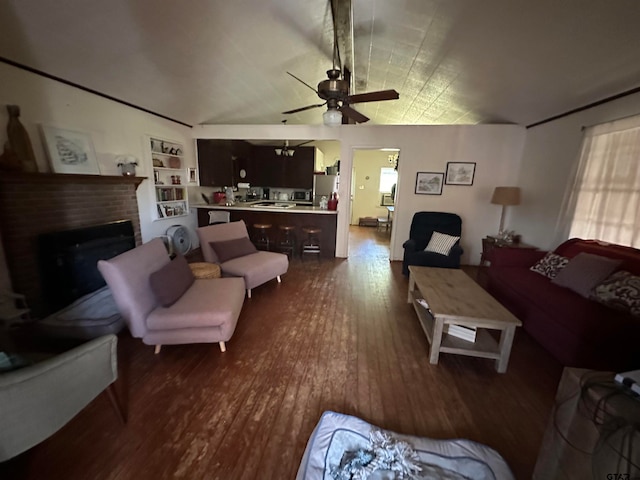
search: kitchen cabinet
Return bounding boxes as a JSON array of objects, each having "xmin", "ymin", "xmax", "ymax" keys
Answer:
[
  {"xmin": 197, "ymin": 139, "xmax": 234, "ymax": 187},
  {"xmin": 247, "ymin": 146, "xmax": 314, "ymax": 189},
  {"xmin": 197, "ymin": 141, "xmax": 315, "ymax": 189},
  {"xmin": 282, "ymin": 147, "xmax": 314, "ymax": 189},
  {"xmin": 149, "ymin": 136, "xmax": 188, "ymax": 220}
]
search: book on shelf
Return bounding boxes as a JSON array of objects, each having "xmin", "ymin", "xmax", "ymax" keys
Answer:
[
  {"xmin": 614, "ymin": 370, "xmax": 640, "ymax": 395},
  {"xmin": 444, "ymin": 324, "xmax": 477, "ymax": 342}
]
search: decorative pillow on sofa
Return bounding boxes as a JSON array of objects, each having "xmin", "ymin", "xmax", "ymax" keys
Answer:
[
  {"xmin": 551, "ymin": 252, "xmax": 622, "ymax": 298},
  {"xmin": 210, "ymin": 237, "xmax": 257, "ymax": 263},
  {"xmin": 424, "ymin": 231, "xmax": 460, "ymax": 256},
  {"xmin": 530, "ymin": 252, "xmax": 569, "ymax": 279},
  {"xmin": 591, "ymin": 270, "xmax": 640, "ymax": 317},
  {"xmin": 149, "ymin": 254, "xmax": 195, "ymax": 307}
]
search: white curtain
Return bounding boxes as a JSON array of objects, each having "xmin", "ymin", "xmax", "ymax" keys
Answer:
[{"xmin": 563, "ymin": 115, "xmax": 640, "ymax": 248}]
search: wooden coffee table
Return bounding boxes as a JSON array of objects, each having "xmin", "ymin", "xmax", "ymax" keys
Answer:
[{"xmin": 407, "ymin": 266, "xmax": 522, "ymax": 373}]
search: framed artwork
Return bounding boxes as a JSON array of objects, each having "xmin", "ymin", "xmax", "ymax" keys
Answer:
[
  {"xmin": 445, "ymin": 162, "xmax": 476, "ymax": 186},
  {"xmin": 415, "ymin": 172, "xmax": 444, "ymax": 195},
  {"xmin": 187, "ymin": 167, "xmax": 198, "ymax": 184},
  {"xmin": 41, "ymin": 126, "xmax": 99, "ymax": 175}
]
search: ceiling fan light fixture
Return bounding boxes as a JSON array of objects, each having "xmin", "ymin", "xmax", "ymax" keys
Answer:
[
  {"xmin": 323, "ymin": 108, "xmax": 342, "ymax": 126},
  {"xmin": 275, "ymin": 148, "xmax": 282, "ymax": 156}
]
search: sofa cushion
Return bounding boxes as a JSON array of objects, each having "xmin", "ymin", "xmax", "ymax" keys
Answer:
[
  {"xmin": 424, "ymin": 231, "xmax": 459, "ymax": 256},
  {"xmin": 146, "ymin": 278, "xmax": 245, "ymax": 332},
  {"xmin": 221, "ymin": 251, "xmax": 289, "ymax": 290},
  {"xmin": 209, "ymin": 237, "xmax": 257, "ymax": 263},
  {"xmin": 149, "ymin": 254, "xmax": 195, "ymax": 307},
  {"xmin": 591, "ymin": 270, "xmax": 640, "ymax": 317},
  {"xmin": 530, "ymin": 252, "xmax": 569, "ymax": 279},
  {"xmin": 551, "ymin": 252, "xmax": 622, "ymax": 298},
  {"xmin": 555, "ymin": 239, "xmax": 640, "ymax": 275},
  {"xmin": 490, "ymin": 267, "xmax": 624, "ymax": 343}
]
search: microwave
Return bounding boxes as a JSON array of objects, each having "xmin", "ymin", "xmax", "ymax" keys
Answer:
[{"xmin": 293, "ymin": 191, "xmax": 310, "ymax": 201}]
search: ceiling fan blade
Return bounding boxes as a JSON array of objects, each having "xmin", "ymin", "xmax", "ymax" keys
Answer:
[
  {"xmin": 282, "ymin": 103, "xmax": 326, "ymax": 115},
  {"xmin": 286, "ymin": 71, "xmax": 319, "ymax": 94},
  {"xmin": 348, "ymin": 89, "xmax": 400, "ymax": 104},
  {"xmin": 340, "ymin": 105, "xmax": 369, "ymax": 123}
]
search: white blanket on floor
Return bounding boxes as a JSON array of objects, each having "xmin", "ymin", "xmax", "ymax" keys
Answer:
[{"xmin": 296, "ymin": 411, "xmax": 514, "ymax": 480}]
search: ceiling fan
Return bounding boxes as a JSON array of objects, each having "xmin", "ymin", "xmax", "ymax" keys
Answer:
[{"xmin": 282, "ymin": 0, "xmax": 399, "ymax": 125}]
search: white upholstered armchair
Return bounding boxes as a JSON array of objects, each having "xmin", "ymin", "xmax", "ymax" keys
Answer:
[{"xmin": 0, "ymin": 334, "xmax": 124, "ymax": 461}]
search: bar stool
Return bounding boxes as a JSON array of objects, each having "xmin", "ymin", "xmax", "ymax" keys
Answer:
[
  {"xmin": 277, "ymin": 225, "xmax": 296, "ymax": 258},
  {"xmin": 301, "ymin": 226, "xmax": 321, "ymax": 259},
  {"xmin": 252, "ymin": 223, "xmax": 272, "ymax": 251}
]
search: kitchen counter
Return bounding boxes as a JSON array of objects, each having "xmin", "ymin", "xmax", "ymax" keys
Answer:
[
  {"xmin": 192, "ymin": 201, "xmax": 338, "ymax": 215},
  {"xmin": 194, "ymin": 202, "xmax": 338, "ymax": 258}
]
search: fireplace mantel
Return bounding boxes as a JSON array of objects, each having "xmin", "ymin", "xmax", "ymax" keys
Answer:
[{"xmin": 0, "ymin": 172, "xmax": 147, "ymax": 188}]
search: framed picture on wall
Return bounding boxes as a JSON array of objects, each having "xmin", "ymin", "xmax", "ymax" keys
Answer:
[
  {"xmin": 415, "ymin": 172, "xmax": 444, "ymax": 195},
  {"xmin": 41, "ymin": 125, "xmax": 100, "ymax": 175},
  {"xmin": 445, "ymin": 162, "xmax": 476, "ymax": 186},
  {"xmin": 187, "ymin": 167, "xmax": 198, "ymax": 184}
]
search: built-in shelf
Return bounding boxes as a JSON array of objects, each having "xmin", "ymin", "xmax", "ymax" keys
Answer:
[{"xmin": 148, "ymin": 136, "xmax": 188, "ymax": 220}]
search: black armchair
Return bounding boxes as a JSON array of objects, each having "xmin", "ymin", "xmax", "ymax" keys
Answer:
[{"xmin": 402, "ymin": 212, "xmax": 463, "ymax": 275}]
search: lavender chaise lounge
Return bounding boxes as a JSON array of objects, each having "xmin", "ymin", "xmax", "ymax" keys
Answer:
[
  {"xmin": 98, "ymin": 238, "xmax": 245, "ymax": 354},
  {"xmin": 197, "ymin": 220, "xmax": 289, "ymax": 298}
]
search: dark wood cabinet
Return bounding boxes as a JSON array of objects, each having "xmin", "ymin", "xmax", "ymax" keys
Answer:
[
  {"xmin": 197, "ymin": 139, "xmax": 233, "ymax": 187},
  {"xmin": 247, "ymin": 146, "xmax": 314, "ymax": 189},
  {"xmin": 197, "ymin": 141, "xmax": 315, "ymax": 189},
  {"xmin": 196, "ymin": 208, "xmax": 337, "ymax": 258},
  {"xmin": 282, "ymin": 147, "xmax": 314, "ymax": 189},
  {"xmin": 197, "ymin": 140, "xmax": 251, "ymax": 187}
]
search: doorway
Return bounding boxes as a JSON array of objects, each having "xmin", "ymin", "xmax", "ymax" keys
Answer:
[{"xmin": 348, "ymin": 148, "xmax": 399, "ymax": 257}]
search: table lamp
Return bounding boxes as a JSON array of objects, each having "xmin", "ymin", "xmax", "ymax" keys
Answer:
[{"xmin": 491, "ymin": 186, "xmax": 521, "ymax": 236}]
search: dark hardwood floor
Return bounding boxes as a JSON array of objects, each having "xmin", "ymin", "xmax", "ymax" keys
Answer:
[{"xmin": 1, "ymin": 226, "xmax": 563, "ymax": 479}]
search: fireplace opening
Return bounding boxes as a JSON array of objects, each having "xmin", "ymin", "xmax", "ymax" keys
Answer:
[{"xmin": 37, "ymin": 220, "xmax": 135, "ymax": 315}]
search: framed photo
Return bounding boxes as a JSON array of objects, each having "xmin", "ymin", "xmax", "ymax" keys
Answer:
[
  {"xmin": 445, "ymin": 162, "xmax": 476, "ymax": 186},
  {"xmin": 415, "ymin": 172, "xmax": 444, "ymax": 195},
  {"xmin": 41, "ymin": 126, "xmax": 99, "ymax": 175},
  {"xmin": 187, "ymin": 167, "xmax": 198, "ymax": 184}
]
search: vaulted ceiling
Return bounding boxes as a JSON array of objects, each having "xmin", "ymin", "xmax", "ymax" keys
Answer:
[{"xmin": 2, "ymin": 0, "xmax": 639, "ymax": 127}]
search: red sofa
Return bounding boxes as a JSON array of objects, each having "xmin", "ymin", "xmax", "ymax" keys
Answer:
[{"xmin": 486, "ymin": 238, "xmax": 640, "ymax": 371}]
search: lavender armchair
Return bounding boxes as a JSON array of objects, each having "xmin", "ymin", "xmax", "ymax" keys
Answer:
[
  {"xmin": 98, "ymin": 238, "xmax": 245, "ymax": 354},
  {"xmin": 197, "ymin": 220, "xmax": 289, "ymax": 298}
]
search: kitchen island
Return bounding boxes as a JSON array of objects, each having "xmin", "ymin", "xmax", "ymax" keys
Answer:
[{"xmin": 195, "ymin": 202, "xmax": 338, "ymax": 258}]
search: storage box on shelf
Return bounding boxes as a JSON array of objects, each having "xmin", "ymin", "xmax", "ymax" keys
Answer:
[{"xmin": 148, "ymin": 136, "xmax": 188, "ymax": 220}]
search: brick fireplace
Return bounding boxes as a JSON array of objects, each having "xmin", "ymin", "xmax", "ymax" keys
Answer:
[{"xmin": 0, "ymin": 172, "xmax": 144, "ymax": 316}]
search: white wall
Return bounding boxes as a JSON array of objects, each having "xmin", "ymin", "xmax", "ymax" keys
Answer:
[
  {"xmin": 0, "ymin": 63, "xmax": 196, "ymax": 290},
  {"xmin": 512, "ymin": 91, "xmax": 640, "ymax": 251},
  {"xmin": 193, "ymin": 124, "xmax": 526, "ymax": 264}
]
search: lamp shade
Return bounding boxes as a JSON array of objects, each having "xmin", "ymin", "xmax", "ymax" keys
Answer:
[
  {"xmin": 491, "ymin": 187, "xmax": 521, "ymax": 206},
  {"xmin": 323, "ymin": 109, "xmax": 342, "ymax": 126}
]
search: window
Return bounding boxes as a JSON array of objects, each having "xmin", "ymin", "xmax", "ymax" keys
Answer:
[
  {"xmin": 379, "ymin": 167, "xmax": 397, "ymax": 193},
  {"xmin": 565, "ymin": 115, "xmax": 640, "ymax": 248}
]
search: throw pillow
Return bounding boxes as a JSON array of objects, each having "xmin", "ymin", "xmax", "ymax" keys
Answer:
[
  {"xmin": 149, "ymin": 254, "xmax": 195, "ymax": 307},
  {"xmin": 551, "ymin": 252, "xmax": 622, "ymax": 298},
  {"xmin": 591, "ymin": 270, "xmax": 640, "ymax": 317},
  {"xmin": 424, "ymin": 231, "xmax": 460, "ymax": 256},
  {"xmin": 210, "ymin": 237, "xmax": 257, "ymax": 263},
  {"xmin": 530, "ymin": 252, "xmax": 569, "ymax": 279}
]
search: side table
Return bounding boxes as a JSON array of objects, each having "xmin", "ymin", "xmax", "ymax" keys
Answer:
[
  {"xmin": 533, "ymin": 368, "xmax": 640, "ymax": 479},
  {"xmin": 480, "ymin": 236, "xmax": 537, "ymax": 266}
]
